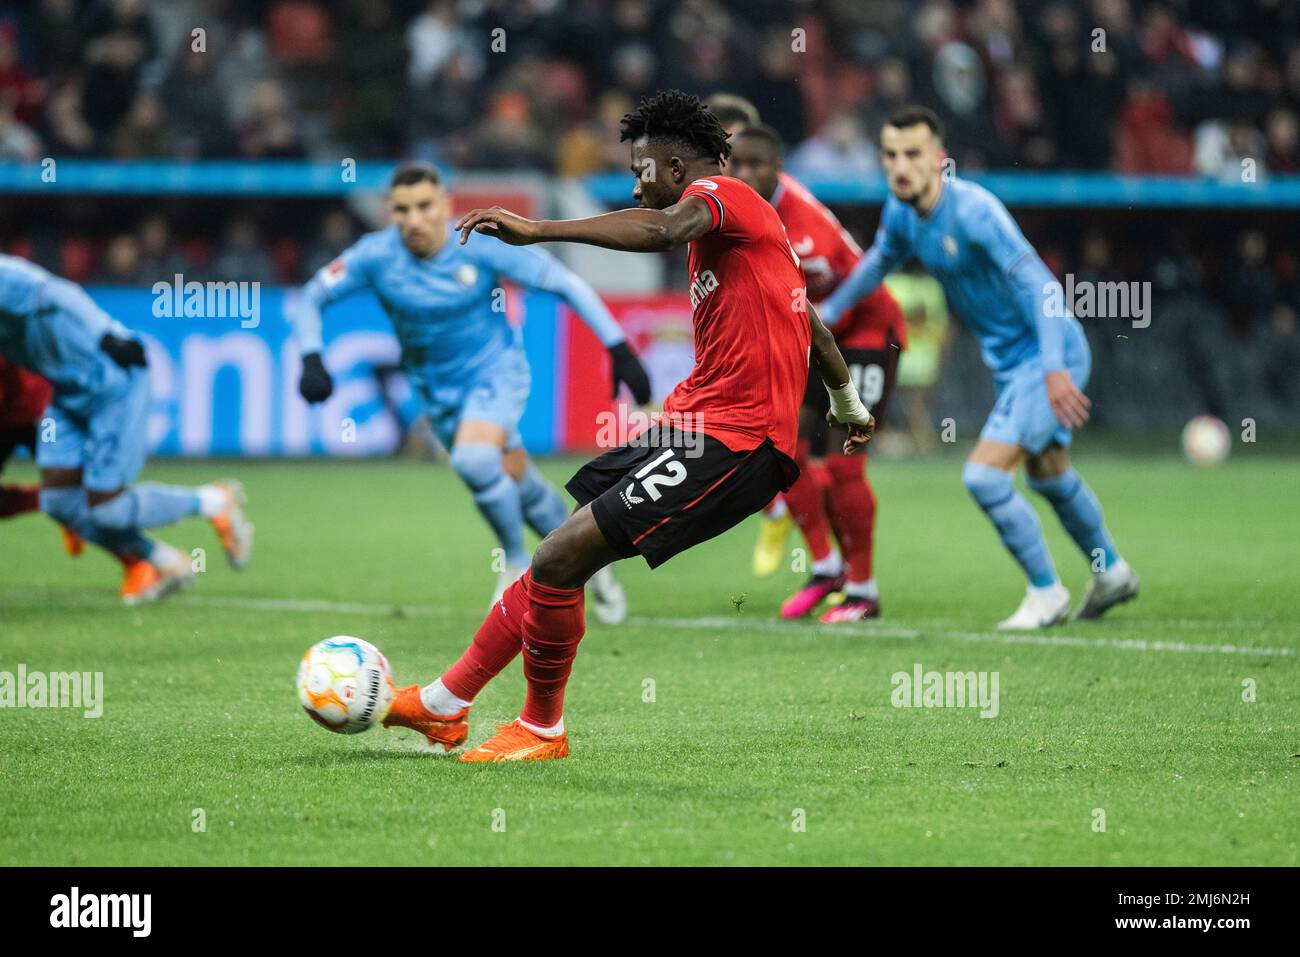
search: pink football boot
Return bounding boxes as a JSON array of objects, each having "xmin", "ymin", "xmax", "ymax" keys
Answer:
[
  {"xmin": 819, "ymin": 596, "xmax": 881, "ymax": 623},
  {"xmin": 779, "ymin": 573, "xmax": 847, "ymax": 619}
]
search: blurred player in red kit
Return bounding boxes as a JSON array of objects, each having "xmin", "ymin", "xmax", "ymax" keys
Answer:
[
  {"xmin": 0, "ymin": 356, "xmax": 92, "ymax": 557},
  {"xmin": 728, "ymin": 121, "xmax": 907, "ymax": 622},
  {"xmin": 381, "ymin": 90, "xmax": 875, "ymax": 760},
  {"xmin": 0, "ymin": 356, "xmax": 52, "ymax": 519}
]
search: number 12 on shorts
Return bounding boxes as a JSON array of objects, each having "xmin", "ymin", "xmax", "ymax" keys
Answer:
[{"xmin": 633, "ymin": 449, "xmax": 687, "ymax": 502}]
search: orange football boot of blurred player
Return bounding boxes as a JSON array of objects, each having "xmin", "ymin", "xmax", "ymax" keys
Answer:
[
  {"xmin": 119, "ymin": 553, "xmax": 194, "ymax": 605},
  {"xmin": 210, "ymin": 480, "xmax": 253, "ymax": 569},
  {"xmin": 61, "ymin": 525, "xmax": 85, "ymax": 556}
]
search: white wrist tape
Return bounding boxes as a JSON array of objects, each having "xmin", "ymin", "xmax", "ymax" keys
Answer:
[{"xmin": 826, "ymin": 381, "xmax": 871, "ymax": 426}]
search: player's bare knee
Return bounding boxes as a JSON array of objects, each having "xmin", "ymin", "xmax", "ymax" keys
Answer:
[
  {"xmin": 1026, "ymin": 445, "xmax": 1069, "ymax": 481},
  {"xmin": 530, "ymin": 529, "xmax": 581, "ymax": 587},
  {"xmin": 86, "ymin": 487, "xmax": 125, "ymax": 507},
  {"xmin": 40, "ymin": 467, "xmax": 82, "ymax": 489},
  {"xmin": 968, "ymin": 440, "xmax": 1024, "ymax": 473},
  {"xmin": 502, "ymin": 447, "xmax": 529, "ymax": 481}
]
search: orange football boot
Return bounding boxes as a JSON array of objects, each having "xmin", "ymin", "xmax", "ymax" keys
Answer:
[
  {"xmin": 210, "ymin": 481, "xmax": 253, "ymax": 570},
  {"xmin": 119, "ymin": 556, "xmax": 194, "ymax": 605},
  {"xmin": 61, "ymin": 525, "xmax": 85, "ymax": 557},
  {"xmin": 460, "ymin": 719, "xmax": 569, "ymax": 762},
  {"xmin": 382, "ymin": 685, "xmax": 469, "ymax": 751}
]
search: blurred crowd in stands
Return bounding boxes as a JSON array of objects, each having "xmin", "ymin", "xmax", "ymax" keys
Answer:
[
  {"xmin": 0, "ymin": 0, "xmax": 1295, "ymax": 425},
  {"xmin": 0, "ymin": 0, "xmax": 1296, "ymax": 175}
]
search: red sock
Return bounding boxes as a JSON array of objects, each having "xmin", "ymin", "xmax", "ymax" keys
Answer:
[
  {"xmin": 441, "ymin": 573, "xmax": 530, "ymax": 703},
  {"xmin": 518, "ymin": 570, "xmax": 585, "ymax": 731},
  {"xmin": 0, "ymin": 483, "xmax": 39, "ymax": 518},
  {"xmin": 784, "ymin": 457, "xmax": 833, "ymax": 562},
  {"xmin": 825, "ymin": 455, "xmax": 876, "ymax": 583}
]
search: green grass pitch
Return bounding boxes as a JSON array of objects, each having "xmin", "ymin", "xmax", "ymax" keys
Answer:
[{"xmin": 1, "ymin": 441, "xmax": 1296, "ymax": 866}]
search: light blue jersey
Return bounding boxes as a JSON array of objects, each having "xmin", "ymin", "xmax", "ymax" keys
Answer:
[
  {"xmin": 0, "ymin": 254, "xmax": 132, "ymax": 411},
  {"xmin": 821, "ymin": 178, "xmax": 1128, "ymax": 602},
  {"xmin": 0, "ymin": 255, "xmax": 149, "ymax": 489},
  {"xmin": 822, "ymin": 177, "xmax": 1090, "ymax": 451},
  {"xmin": 291, "ymin": 225, "xmax": 626, "ymax": 445}
]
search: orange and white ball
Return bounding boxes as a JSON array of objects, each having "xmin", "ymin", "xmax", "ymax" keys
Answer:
[{"xmin": 298, "ymin": 637, "xmax": 394, "ymax": 734}]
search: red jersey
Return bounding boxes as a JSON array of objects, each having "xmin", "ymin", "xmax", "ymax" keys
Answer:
[
  {"xmin": 773, "ymin": 172, "xmax": 907, "ymax": 351},
  {"xmin": 662, "ymin": 175, "xmax": 810, "ymax": 459},
  {"xmin": 0, "ymin": 356, "xmax": 52, "ymax": 429}
]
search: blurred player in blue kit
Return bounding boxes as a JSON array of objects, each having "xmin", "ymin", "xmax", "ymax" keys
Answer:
[
  {"xmin": 0, "ymin": 254, "xmax": 253, "ymax": 603},
  {"xmin": 290, "ymin": 162, "xmax": 650, "ymax": 621},
  {"xmin": 822, "ymin": 107, "xmax": 1139, "ymax": 628}
]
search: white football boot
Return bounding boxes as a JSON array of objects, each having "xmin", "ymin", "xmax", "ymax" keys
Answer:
[
  {"xmin": 491, "ymin": 564, "xmax": 528, "ymax": 608},
  {"xmin": 997, "ymin": 582, "xmax": 1071, "ymax": 630},
  {"xmin": 1074, "ymin": 559, "xmax": 1140, "ymax": 621},
  {"xmin": 589, "ymin": 565, "xmax": 628, "ymax": 625}
]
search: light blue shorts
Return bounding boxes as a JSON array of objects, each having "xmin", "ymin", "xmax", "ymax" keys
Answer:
[
  {"xmin": 37, "ymin": 365, "xmax": 151, "ymax": 492},
  {"xmin": 411, "ymin": 348, "xmax": 531, "ymax": 451},
  {"xmin": 980, "ymin": 345, "xmax": 1092, "ymax": 455}
]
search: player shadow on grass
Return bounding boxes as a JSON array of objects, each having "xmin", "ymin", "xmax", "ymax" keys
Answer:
[{"xmin": 288, "ymin": 746, "xmax": 460, "ymax": 766}]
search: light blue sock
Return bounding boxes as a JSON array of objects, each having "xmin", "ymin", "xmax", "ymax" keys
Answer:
[
  {"xmin": 40, "ymin": 487, "xmax": 156, "ymax": 562},
  {"xmin": 1027, "ymin": 468, "xmax": 1119, "ymax": 571},
  {"xmin": 451, "ymin": 442, "xmax": 528, "ymax": 567},
  {"xmin": 517, "ymin": 463, "xmax": 569, "ymax": 538},
  {"xmin": 963, "ymin": 463, "xmax": 1058, "ymax": 588},
  {"xmin": 88, "ymin": 483, "xmax": 201, "ymax": 530}
]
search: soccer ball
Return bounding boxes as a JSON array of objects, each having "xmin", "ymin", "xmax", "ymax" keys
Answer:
[
  {"xmin": 1181, "ymin": 415, "xmax": 1230, "ymax": 467},
  {"xmin": 297, "ymin": 637, "xmax": 394, "ymax": 734}
]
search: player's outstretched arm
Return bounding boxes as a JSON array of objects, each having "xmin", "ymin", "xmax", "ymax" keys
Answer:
[
  {"xmin": 808, "ymin": 303, "xmax": 874, "ymax": 454},
  {"xmin": 484, "ymin": 242, "xmax": 652, "ymax": 403},
  {"xmin": 291, "ymin": 283, "xmax": 335, "ymax": 403},
  {"xmin": 289, "ymin": 247, "xmax": 373, "ymax": 404},
  {"xmin": 41, "ymin": 275, "xmax": 144, "ymax": 369},
  {"xmin": 818, "ymin": 206, "xmax": 910, "ymax": 326},
  {"xmin": 456, "ymin": 197, "xmax": 715, "ymax": 253}
]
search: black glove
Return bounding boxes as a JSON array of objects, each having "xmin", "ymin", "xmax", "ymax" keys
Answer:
[
  {"xmin": 299, "ymin": 352, "xmax": 334, "ymax": 404},
  {"xmin": 99, "ymin": 334, "xmax": 147, "ymax": 370},
  {"xmin": 608, "ymin": 341, "xmax": 651, "ymax": 404}
]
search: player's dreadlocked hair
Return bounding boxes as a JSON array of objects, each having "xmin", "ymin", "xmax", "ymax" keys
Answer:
[{"xmin": 619, "ymin": 90, "xmax": 732, "ymax": 162}]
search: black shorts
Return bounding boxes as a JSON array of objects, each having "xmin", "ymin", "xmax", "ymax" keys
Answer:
[
  {"xmin": 802, "ymin": 345, "xmax": 900, "ymax": 457},
  {"xmin": 566, "ymin": 428, "xmax": 798, "ymax": 569}
]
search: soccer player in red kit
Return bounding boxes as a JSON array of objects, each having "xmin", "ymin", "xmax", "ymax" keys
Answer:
[
  {"xmin": 0, "ymin": 356, "xmax": 53, "ymax": 519},
  {"xmin": 730, "ymin": 124, "xmax": 907, "ymax": 622},
  {"xmin": 0, "ymin": 356, "xmax": 96, "ymax": 557},
  {"xmin": 381, "ymin": 90, "xmax": 875, "ymax": 761}
]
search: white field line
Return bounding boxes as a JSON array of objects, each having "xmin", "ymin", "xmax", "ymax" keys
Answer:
[
  {"xmin": 181, "ymin": 594, "xmax": 454, "ymax": 618},
  {"xmin": 174, "ymin": 595, "xmax": 1296, "ymax": 659}
]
